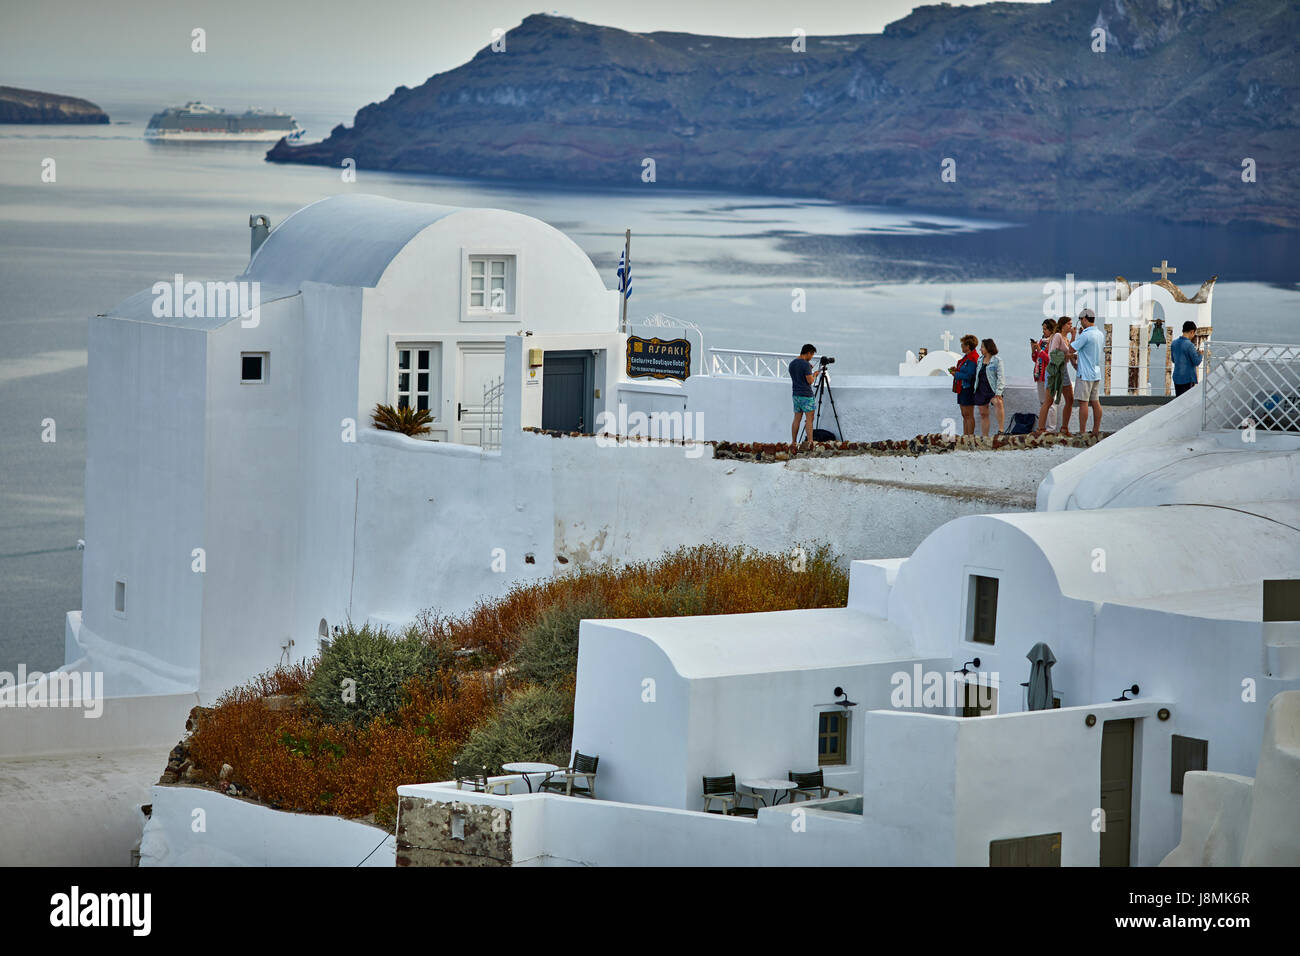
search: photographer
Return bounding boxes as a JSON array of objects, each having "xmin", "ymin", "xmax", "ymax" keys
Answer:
[{"xmin": 789, "ymin": 344, "xmax": 823, "ymax": 449}]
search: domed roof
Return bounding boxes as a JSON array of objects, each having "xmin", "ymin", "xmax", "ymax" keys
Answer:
[{"xmin": 243, "ymin": 194, "xmax": 463, "ymax": 288}]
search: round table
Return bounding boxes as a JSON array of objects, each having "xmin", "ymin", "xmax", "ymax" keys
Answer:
[
  {"xmin": 741, "ymin": 777, "xmax": 799, "ymax": 808},
  {"xmin": 502, "ymin": 762, "xmax": 561, "ymax": 793}
]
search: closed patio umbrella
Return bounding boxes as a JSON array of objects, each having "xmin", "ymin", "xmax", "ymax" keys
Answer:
[{"xmin": 1026, "ymin": 642, "xmax": 1056, "ymax": 711}]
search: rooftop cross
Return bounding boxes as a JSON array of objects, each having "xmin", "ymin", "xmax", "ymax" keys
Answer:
[
  {"xmin": 941, "ymin": 330, "xmax": 954, "ymax": 351},
  {"xmin": 1152, "ymin": 259, "xmax": 1177, "ymax": 282}
]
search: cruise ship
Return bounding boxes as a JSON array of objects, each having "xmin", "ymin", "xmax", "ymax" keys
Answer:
[{"xmin": 144, "ymin": 102, "xmax": 305, "ymax": 143}]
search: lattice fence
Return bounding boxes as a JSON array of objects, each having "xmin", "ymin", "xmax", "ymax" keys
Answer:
[{"xmin": 1202, "ymin": 342, "xmax": 1300, "ymax": 433}]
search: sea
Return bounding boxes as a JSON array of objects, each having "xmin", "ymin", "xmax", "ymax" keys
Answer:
[{"xmin": 2, "ymin": 93, "xmax": 1298, "ymax": 672}]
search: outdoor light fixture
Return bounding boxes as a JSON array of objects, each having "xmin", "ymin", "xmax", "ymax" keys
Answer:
[
  {"xmin": 1085, "ymin": 714, "xmax": 1097, "ymax": 727},
  {"xmin": 833, "ymin": 686, "xmax": 857, "ymax": 708},
  {"xmin": 1158, "ymin": 708, "xmax": 1171, "ymax": 721},
  {"xmin": 1112, "ymin": 684, "xmax": 1140, "ymax": 701},
  {"xmin": 955, "ymin": 658, "xmax": 980, "ymax": 675}
]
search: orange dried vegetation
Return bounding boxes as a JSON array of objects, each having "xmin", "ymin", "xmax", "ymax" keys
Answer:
[{"xmin": 186, "ymin": 542, "xmax": 846, "ymax": 824}]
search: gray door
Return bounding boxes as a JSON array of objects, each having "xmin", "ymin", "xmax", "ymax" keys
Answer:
[
  {"xmin": 1100, "ymin": 718, "xmax": 1135, "ymax": 866},
  {"xmin": 542, "ymin": 351, "xmax": 593, "ymax": 433}
]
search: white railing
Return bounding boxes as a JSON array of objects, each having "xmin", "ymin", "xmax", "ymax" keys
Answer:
[
  {"xmin": 481, "ymin": 376, "xmax": 504, "ymax": 451},
  {"xmin": 708, "ymin": 348, "xmax": 798, "ymax": 379},
  {"xmin": 1202, "ymin": 342, "xmax": 1300, "ymax": 433}
]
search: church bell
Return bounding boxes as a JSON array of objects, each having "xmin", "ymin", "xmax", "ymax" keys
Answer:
[{"xmin": 1148, "ymin": 319, "xmax": 1166, "ymax": 346}]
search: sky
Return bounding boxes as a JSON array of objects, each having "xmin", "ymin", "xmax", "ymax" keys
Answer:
[{"xmin": 3, "ymin": 0, "xmax": 1049, "ymax": 109}]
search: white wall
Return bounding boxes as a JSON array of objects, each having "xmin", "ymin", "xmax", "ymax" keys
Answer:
[
  {"xmin": 200, "ymin": 296, "xmax": 307, "ymax": 699},
  {"xmin": 140, "ymin": 785, "xmax": 394, "ymax": 866},
  {"xmin": 81, "ymin": 317, "xmax": 208, "ymax": 692},
  {"xmin": 861, "ymin": 700, "xmax": 1170, "ymax": 866},
  {"xmin": 571, "ymin": 622, "xmax": 692, "ymax": 808},
  {"xmin": 397, "ymin": 784, "xmax": 874, "ymax": 866}
]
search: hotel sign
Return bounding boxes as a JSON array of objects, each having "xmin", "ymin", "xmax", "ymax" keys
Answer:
[{"xmin": 627, "ymin": 336, "xmax": 691, "ymax": 381}]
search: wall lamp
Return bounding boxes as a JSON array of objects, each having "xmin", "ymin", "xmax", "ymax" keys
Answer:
[
  {"xmin": 1112, "ymin": 684, "xmax": 1140, "ymax": 702},
  {"xmin": 955, "ymin": 658, "xmax": 980, "ymax": 675},
  {"xmin": 833, "ymin": 686, "xmax": 857, "ymax": 708}
]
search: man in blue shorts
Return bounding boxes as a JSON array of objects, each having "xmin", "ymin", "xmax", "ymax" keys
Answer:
[{"xmin": 789, "ymin": 344, "xmax": 823, "ymax": 448}]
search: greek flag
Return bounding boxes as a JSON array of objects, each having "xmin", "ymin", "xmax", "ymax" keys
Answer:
[{"xmin": 617, "ymin": 249, "xmax": 631, "ymax": 300}]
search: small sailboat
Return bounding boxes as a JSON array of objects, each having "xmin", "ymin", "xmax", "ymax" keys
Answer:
[{"xmin": 940, "ymin": 290, "xmax": 955, "ymax": 314}]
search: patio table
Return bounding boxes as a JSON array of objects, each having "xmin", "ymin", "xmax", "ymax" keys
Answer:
[
  {"xmin": 502, "ymin": 761, "xmax": 561, "ymax": 793},
  {"xmin": 741, "ymin": 777, "xmax": 798, "ymax": 808}
]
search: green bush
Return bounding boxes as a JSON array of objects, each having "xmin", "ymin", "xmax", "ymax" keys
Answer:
[
  {"xmin": 509, "ymin": 596, "xmax": 609, "ymax": 687},
  {"xmin": 454, "ymin": 684, "xmax": 574, "ymax": 774},
  {"xmin": 305, "ymin": 623, "xmax": 450, "ymax": 726}
]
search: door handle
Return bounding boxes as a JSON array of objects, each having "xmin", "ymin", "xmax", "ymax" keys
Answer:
[{"xmin": 457, "ymin": 402, "xmax": 462, "ymax": 421}]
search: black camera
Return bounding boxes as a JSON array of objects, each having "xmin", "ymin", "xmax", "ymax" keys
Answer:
[{"xmin": 819, "ymin": 355, "xmax": 835, "ymax": 366}]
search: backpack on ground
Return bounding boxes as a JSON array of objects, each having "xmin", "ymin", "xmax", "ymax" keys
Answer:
[{"xmin": 1006, "ymin": 412, "xmax": 1037, "ymax": 435}]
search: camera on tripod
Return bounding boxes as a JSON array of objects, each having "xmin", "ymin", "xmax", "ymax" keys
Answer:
[{"xmin": 819, "ymin": 355, "xmax": 835, "ymax": 366}]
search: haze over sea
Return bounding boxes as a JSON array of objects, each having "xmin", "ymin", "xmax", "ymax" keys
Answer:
[{"xmin": 2, "ymin": 93, "xmax": 1298, "ymax": 672}]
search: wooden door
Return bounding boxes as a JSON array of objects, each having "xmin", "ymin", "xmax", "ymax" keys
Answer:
[{"xmin": 1100, "ymin": 718, "xmax": 1135, "ymax": 866}]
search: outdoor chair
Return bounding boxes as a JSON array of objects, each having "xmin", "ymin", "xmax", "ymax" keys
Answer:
[
  {"xmin": 701, "ymin": 774, "xmax": 764, "ymax": 816},
  {"xmin": 453, "ymin": 760, "xmax": 512, "ymax": 795},
  {"xmin": 538, "ymin": 750, "xmax": 600, "ymax": 798},
  {"xmin": 788, "ymin": 769, "xmax": 849, "ymax": 802}
]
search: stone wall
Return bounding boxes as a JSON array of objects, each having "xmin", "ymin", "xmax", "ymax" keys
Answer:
[{"xmin": 395, "ymin": 794, "xmax": 511, "ymax": 866}]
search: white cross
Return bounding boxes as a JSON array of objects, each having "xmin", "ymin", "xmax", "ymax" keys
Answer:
[
  {"xmin": 1152, "ymin": 259, "xmax": 1176, "ymax": 282},
  {"xmin": 940, "ymin": 330, "xmax": 954, "ymax": 351}
]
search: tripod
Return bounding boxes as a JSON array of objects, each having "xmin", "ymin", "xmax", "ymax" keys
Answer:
[{"xmin": 800, "ymin": 363, "xmax": 845, "ymax": 443}]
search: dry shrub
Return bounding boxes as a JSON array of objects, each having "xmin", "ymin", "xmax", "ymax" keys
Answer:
[{"xmin": 187, "ymin": 542, "xmax": 847, "ymax": 821}]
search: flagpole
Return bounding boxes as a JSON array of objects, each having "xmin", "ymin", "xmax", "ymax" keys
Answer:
[{"xmin": 621, "ymin": 228, "xmax": 631, "ymax": 334}]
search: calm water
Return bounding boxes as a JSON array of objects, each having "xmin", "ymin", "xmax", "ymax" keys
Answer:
[{"xmin": 2, "ymin": 96, "xmax": 1298, "ymax": 671}]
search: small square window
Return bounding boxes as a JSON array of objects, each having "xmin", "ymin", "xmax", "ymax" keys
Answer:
[
  {"xmin": 114, "ymin": 580, "xmax": 126, "ymax": 615},
  {"xmin": 241, "ymin": 352, "xmax": 268, "ymax": 383}
]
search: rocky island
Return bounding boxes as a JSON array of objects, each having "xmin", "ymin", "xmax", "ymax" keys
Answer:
[
  {"xmin": 0, "ymin": 86, "xmax": 110, "ymax": 124},
  {"xmin": 268, "ymin": 0, "xmax": 1298, "ymax": 229}
]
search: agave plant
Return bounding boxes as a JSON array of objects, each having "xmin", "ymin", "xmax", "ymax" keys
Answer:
[{"xmin": 371, "ymin": 402, "xmax": 433, "ymax": 437}]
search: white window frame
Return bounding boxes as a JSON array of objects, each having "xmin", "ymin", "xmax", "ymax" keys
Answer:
[
  {"xmin": 460, "ymin": 248, "xmax": 521, "ymax": 322},
  {"xmin": 389, "ymin": 339, "xmax": 444, "ymax": 429},
  {"xmin": 240, "ymin": 351, "xmax": 269, "ymax": 384}
]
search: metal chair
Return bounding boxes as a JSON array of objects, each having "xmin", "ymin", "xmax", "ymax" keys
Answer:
[
  {"xmin": 788, "ymin": 769, "xmax": 848, "ymax": 802},
  {"xmin": 453, "ymin": 760, "xmax": 512, "ymax": 795},
  {"xmin": 538, "ymin": 751, "xmax": 599, "ymax": 798},
  {"xmin": 701, "ymin": 774, "xmax": 764, "ymax": 816}
]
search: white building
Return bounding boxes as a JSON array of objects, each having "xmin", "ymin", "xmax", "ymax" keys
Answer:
[
  {"xmin": 1, "ymin": 194, "xmax": 1194, "ymax": 866},
  {"xmin": 61, "ymin": 193, "xmax": 1112, "ymax": 705},
  {"xmin": 394, "ymin": 351, "xmax": 1300, "ymax": 866}
]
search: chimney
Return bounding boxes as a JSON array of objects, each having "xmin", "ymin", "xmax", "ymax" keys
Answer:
[{"xmin": 249, "ymin": 214, "xmax": 271, "ymax": 260}]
